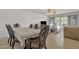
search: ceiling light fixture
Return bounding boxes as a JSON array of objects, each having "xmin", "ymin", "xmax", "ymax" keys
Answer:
[{"xmin": 47, "ymin": 9, "xmax": 56, "ymax": 16}]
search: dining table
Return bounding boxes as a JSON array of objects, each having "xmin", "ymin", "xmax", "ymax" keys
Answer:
[{"xmin": 14, "ymin": 27, "xmax": 40, "ymax": 48}]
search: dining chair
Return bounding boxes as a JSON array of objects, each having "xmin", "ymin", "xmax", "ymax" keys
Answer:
[
  {"xmin": 34, "ymin": 24, "xmax": 39, "ymax": 29},
  {"xmin": 5, "ymin": 24, "xmax": 12, "ymax": 44},
  {"xmin": 29, "ymin": 24, "xmax": 33, "ymax": 28},
  {"xmin": 13, "ymin": 23, "xmax": 20, "ymax": 28},
  {"xmin": 25, "ymin": 25, "xmax": 49, "ymax": 49},
  {"xmin": 6, "ymin": 24, "xmax": 18, "ymax": 49}
]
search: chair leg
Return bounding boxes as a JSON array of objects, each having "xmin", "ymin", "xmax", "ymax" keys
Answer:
[
  {"xmin": 27, "ymin": 40, "xmax": 32, "ymax": 49},
  {"xmin": 8, "ymin": 38, "xmax": 10, "ymax": 43},
  {"xmin": 12, "ymin": 40, "xmax": 15, "ymax": 49},
  {"xmin": 9, "ymin": 39, "xmax": 12, "ymax": 46},
  {"xmin": 24, "ymin": 40, "xmax": 27, "ymax": 49},
  {"xmin": 24, "ymin": 39, "xmax": 32, "ymax": 49},
  {"xmin": 29, "ymin": 41, "xmax": 31, "ymax": 49},
  {"xmin": 44, "ymin": 45, "xmax": 47, "ymax": 49}
]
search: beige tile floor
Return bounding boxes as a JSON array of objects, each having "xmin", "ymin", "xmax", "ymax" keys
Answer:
[
  {"xmin": 0, "ymin": 33, "xmax": 63, "ymax": 49},
  {"xmin": 1, "ymin": 33, "xmax": 79, "ymax": 49}
]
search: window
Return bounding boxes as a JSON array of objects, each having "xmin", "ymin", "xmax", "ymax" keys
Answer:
[
  {"xmin": 55, "ymin": 17, "xmax": 60, "ymax": 23},
  {"xmin": 55, "ymin": 16, "xmax": 68, "ymax": 26},
  {"xmin": 61, "ymin": 17, "xmax": 68, "ymax": 25}
]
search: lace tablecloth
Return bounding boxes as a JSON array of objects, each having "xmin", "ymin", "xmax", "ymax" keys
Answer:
[{"xmin": 14, "ymin": 27, "xmax": 40, "ymax": 46}]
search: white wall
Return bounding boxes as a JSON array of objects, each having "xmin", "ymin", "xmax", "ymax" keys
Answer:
[{"xmin": 0, "ymin": 10, "xmax": 47, "ymax": 37}]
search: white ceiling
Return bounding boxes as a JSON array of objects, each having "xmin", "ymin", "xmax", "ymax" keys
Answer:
[
  {"xmin": 0, "ymin": 9, "xmax": 79, "ymax": 15},
  {"xmin": 23, "ymin": 9, "xmax": 79, "ymax": 15},
  {"xmin": 53, "ymin": 9, "xmax": 79, "ymax": 14}
]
